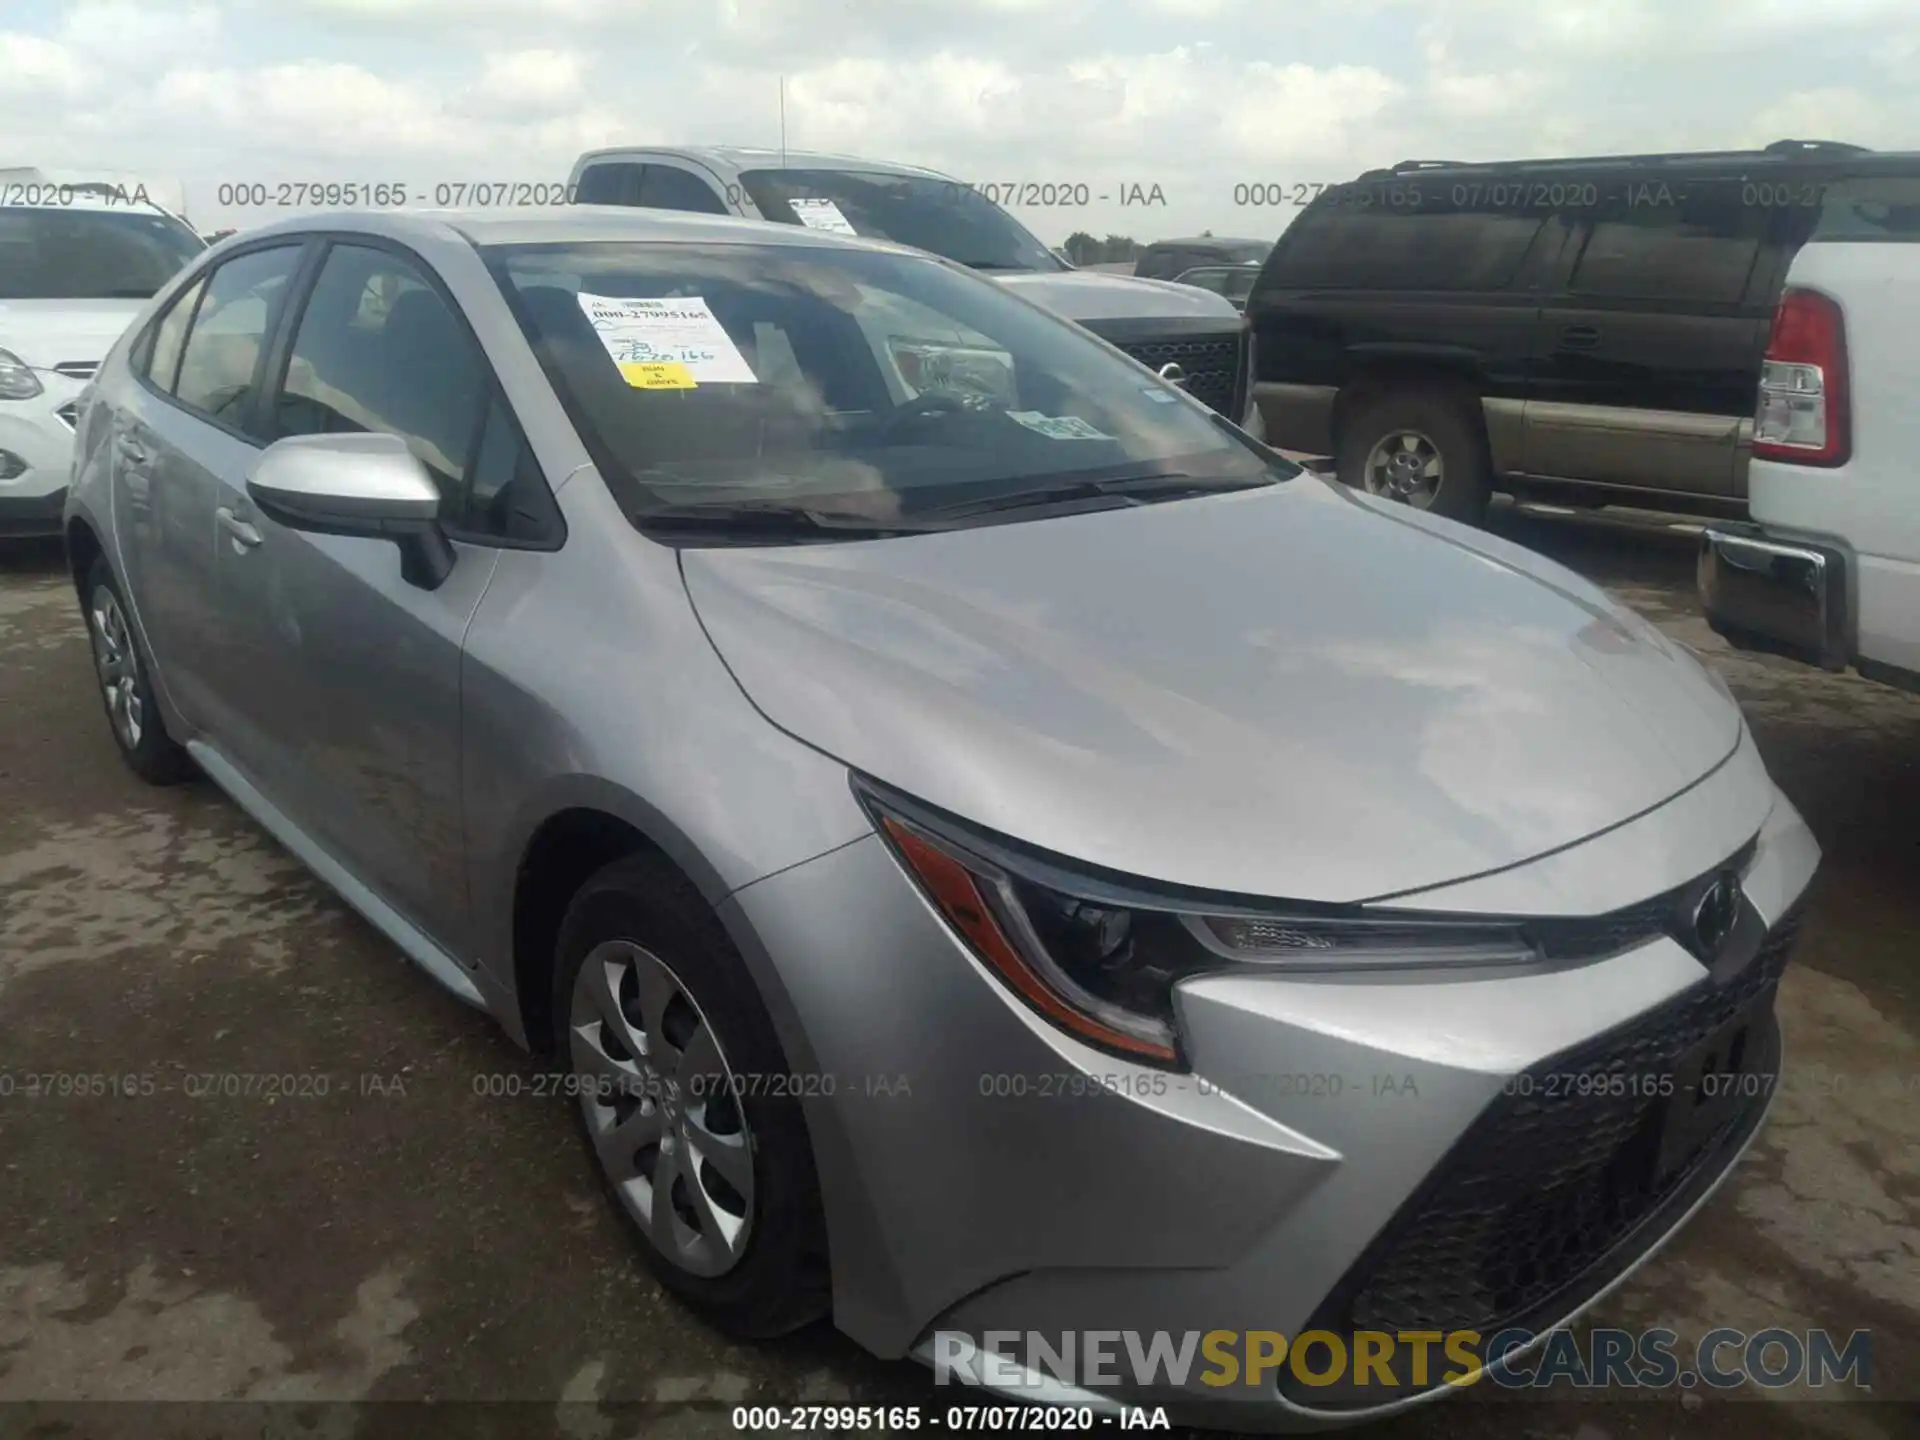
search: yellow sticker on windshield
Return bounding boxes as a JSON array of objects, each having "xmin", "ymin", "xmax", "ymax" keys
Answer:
[{"xmin": 619, "ymin": 361, "xmax": 697, "ymax": 390}]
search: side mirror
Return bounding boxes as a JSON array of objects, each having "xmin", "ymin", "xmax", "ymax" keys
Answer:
[
  {"xmin": 1051, "ymin": 246, "xmax": 1076, "ymax": 268},
  {"xmin": 246, "ymin": 432, "xmax": 455, "ymax": 590}
]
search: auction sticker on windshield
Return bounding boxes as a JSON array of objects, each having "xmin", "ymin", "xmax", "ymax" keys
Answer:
[
  {"xmin": 575, "ymin": 292, "xmax": 757, "ymax": 385},
  {"xmin": 1007, "ymin": 411, "xmax": 1114, "ymax": 440},
  {"xmin": 789, "ymin": 198, "xmax": 859, "ymax": 235}
]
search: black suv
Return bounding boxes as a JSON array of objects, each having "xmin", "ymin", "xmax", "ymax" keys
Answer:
[{"xmin": 1247, "ymin": 140, "xmax": 1884, "ymax": 524}]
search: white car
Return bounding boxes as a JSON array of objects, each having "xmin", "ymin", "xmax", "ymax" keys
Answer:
[
  {"xmin": 0, "ymin": 173, "xmax": 205, "ymax": 538},
  {"xmin": 1700, "ymin": 160, "xmax": 1920, "ymax": 693},
  {"xmin": 567, "ymin": 146, "xmax": 1264, "ymax": 440}
]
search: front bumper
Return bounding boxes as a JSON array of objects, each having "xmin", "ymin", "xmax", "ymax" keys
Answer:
[
  {"xmin": 0, "ymin": 484, "xmax": 69, "ymax": 538},
  {"xmin": 1699, "ymin": 521, "xmax": 1851, "ymax": 671},
  {"xmin": 723, "ymin": 776, "xmax": 1819, "ymax": 1431},
  {"xmin": 0, "ymin": 374, "xmax": 85, "ymax": 534}
]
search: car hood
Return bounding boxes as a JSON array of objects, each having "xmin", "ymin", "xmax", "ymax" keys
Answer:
[
  {"xmin": 681, "ymin": 477, "xmax": 1744, "ymax": 904},
  {"xmin": 990, "ymin": 268, "xmax": 1242, "ymax": 323},
  {"xmin": 0, "ymin": 299, "xmax": 146, "ymax": 369}
]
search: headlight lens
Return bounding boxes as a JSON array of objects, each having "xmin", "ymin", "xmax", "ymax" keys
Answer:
[
  {"xmin": 859, "ymin": 782, "xmax": 1539, "ymax": 1069},
  {"xmin": 0, "ymin": 349, "xmax": 44, "ymax": 401}
]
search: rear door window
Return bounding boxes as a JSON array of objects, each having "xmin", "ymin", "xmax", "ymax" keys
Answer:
[
  {"xmin": 575, "ymin": 162, "xmax": 644, "ymax": 206},
  {"xmin": 1568, "ymin": 180, "xmax": 1762, "ymax": 303},
  {"xmin": 1268, "ymin": 194, "xmax": 1545, "ymax": 291},
  {"xmin": 139, "ymin": 275, "xmax": 206, "ymax": 393},
  {"xmin": 637, "ymin": 166, "xmax": 731, "ymax": 214},
  {"xmin": 171, "ymin": 244, "xmax": 304, "ymax": 434}
]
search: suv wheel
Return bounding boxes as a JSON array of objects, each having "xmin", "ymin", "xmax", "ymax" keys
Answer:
[
  {"xmin": 553, "ymin": 852, "xmax": 830, "ymax": 1338},
  {"xmin": 1338, "ymin": 387, "xmax": 1492, "ymax": 525},
  {"xmin": 84, "ymin": 558, "xmax": 195, "ymax": 785}
]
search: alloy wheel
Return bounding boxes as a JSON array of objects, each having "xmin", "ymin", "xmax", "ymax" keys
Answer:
[
  {"xmin": 1363, "ymin": 430, "xmax": 1445, "ymax": 508},
  {"xmin": 88, "ymin": 588, "xmax": 144, "ymax": 751},
  {"xmin": 569, "ymin": 940, "xmax": 755, "ymax": 1277}
]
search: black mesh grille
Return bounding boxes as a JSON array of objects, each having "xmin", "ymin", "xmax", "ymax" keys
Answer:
[
  {"xmin": 1113, "ymin": 334, "xmax": 1242, "ymax": 416},
  {"xmin": 1285, "ymin": 903, "xmax": 1803, "ymax": 1405}
]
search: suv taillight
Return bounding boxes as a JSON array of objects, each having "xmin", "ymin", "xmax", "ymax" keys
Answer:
[{"xmin": 1753, "ymin": 288, "xmax": 1850, "ymax": 467}]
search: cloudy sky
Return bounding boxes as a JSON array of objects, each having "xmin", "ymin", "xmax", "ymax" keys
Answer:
[{"xmin": 3, "ymin": 0, "xmax": 1916, "ymax": 241}]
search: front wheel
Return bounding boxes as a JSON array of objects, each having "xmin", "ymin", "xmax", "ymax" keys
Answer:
[
  {"xmin": 553, "ymin": 852, "xmax": 830, "ymax": 1338},
  {"xmin": 1337, "ymin": 387, "xmax": 1492, "ymax": 526}
]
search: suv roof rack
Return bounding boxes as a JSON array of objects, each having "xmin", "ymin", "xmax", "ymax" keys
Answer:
[{"xmin": 1355, "ymin": 140, "xmax": 1873, "ymax": 181}]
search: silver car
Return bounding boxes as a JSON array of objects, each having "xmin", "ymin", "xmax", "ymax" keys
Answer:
[{"xmin": 63, "ymin": 207, "xmax": 1819, "ymax": 1430}]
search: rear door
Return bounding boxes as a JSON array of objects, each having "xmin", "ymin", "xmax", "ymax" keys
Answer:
[
  {"xmin": 1523, "ymin": 174, "xmax": 1772, "ymax": 497},
  {"xmin": 109, "ymin": 242, "xmax": 308, "ymax": 731}
]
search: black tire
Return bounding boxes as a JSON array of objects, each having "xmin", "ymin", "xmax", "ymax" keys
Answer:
[
  {"xmin": 82, "ymin": 558, "xmax": 196, "ymax": 785},
  {"xmin": 553, "ymin": 851, "xmax": 830, "ymax": 1338},
  {"xmin": 1336, "ymin": 385, "xmax": 1493, "ymax": 526}
]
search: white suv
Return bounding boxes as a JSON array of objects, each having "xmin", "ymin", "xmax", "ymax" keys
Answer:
[
  {"xmin": 1700, "ymin": 161, "xmax": 1920, "ymax": 693},
  {"xmin": 0, "ymin": 172, "xmax": 204, "ymax": 538}
]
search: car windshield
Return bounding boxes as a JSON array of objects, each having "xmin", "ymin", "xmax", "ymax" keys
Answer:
[
  {"xmin": 736, "ymin": 169, "xmax": 1065, "ymax": 273},
  {"xmin": 487, "ymin": 240, "xmax": 1287, "ymax": 533},
  {"xmin": 0, "ymin": 206, "xmax": 206, "ymax": 300}
]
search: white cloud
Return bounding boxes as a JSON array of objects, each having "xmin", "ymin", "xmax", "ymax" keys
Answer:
[{"xmin": 0, "ymin": 0, "xmax": 1910, "ymax": 238}]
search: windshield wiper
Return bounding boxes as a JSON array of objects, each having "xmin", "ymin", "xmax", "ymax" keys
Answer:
[
  {"xmin": 638, "ymin": 499, "xmax": 939, "ymax": 540},
  {"xmin": 913, "ymin": 471, "xmax": 1274, "ymax": 522}
]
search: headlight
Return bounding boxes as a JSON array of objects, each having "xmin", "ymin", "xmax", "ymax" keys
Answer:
[
  {"xmin": 857, "ymin": 780, "xmax": 1538, "ymax": 1069},
  {"xmin": 887, "ymin": 337, "xmax": 1016, "ymax": 405},
  {"xmin": 0, "ymin": 349, "xmax": 44, "ymax": 400}
]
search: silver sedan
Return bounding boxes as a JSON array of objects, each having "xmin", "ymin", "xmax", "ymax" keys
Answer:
[{"xmin": 62, "ymin": 206, "xmax": 1818, "ymax": 1430}]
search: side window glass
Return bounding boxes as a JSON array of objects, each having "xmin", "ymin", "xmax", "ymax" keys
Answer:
[
  {"xmin": 575, "ymin": 163, "xmax": 644, "ymax": 206},
  {"xmin": 637, "ymin": 166, "xmax": 731, "ymax": 214},
  {"xmin": 141, "ymin": 275, "xmax": 206, "ymax": 394},
  {"xmin": 273, "ymin": 243, "xmax": 552, "ymax": 543},
  {"xmin": 172, "ymin": 245, "xmax": 303, "ymax": 432},
  {"xmin": 1268, "ymin": 200, "xmax": 1543, "ymax": 292},
  {"xmin": 466, "ymin": 391, "xmax": 561, "ymax": 542},
  {"xmin": 1569, "ymin": 181, "xmax": 1761, "ymax": 303},
  {"xmin": 274, "ymin": 243, "xmax": 488, "ymax": 518}
]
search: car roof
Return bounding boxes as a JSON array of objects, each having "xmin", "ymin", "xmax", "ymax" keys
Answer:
[
  {"xmin": 227, "ymin": 203, "xmax": 930, "ymax": 256},
  {"xmin": 574, "ymin": 145, "xmax": 954, "ymax": 182},
  {"xmin": 1353, "ymin": 139, "xmax": 1919, "ymax": 182}
]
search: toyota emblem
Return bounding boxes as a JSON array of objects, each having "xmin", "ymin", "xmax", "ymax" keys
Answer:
[{"xmin": 1690, "ymin": 873, "xmax": 1742, "ymax": 959}]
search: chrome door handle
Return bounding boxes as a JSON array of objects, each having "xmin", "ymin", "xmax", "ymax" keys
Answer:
[{"xmin": 215, "ymin": 506, "xmax": 263, "ymax": 550}]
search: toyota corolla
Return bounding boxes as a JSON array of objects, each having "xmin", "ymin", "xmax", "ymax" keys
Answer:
[{"xmin": 62, "ymin": 206, "xmax": 1818, "ymax": 1430}]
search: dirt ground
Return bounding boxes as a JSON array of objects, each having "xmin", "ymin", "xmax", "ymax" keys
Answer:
[{"xmin": 1, "ymin": 503, "xmax": 1914, "ymax": 1440}]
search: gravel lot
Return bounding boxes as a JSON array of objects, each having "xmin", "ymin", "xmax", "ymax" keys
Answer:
[{"xmin": 1, "ymin": 504, "xmax": 1914, "ymax": 1440}]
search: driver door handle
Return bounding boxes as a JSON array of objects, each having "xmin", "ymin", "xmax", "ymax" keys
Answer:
[{"xmin": 215, "ymin": 506, "xmax": 263, "ymax": 550}]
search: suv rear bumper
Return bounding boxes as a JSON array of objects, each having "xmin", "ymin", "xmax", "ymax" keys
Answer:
[{"xmin": 1699, "ymin": 522, "xmax": 1850, "ymax": 671}]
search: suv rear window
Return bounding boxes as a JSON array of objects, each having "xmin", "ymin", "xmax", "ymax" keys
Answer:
[
  {"xmin": 1811, "ymin": 177, "xmax": 1920, "ymax": 242},
  {"xmin": 1269, "ymin": 198, "xmax": 1543, "ymax": 291}
]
